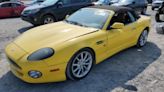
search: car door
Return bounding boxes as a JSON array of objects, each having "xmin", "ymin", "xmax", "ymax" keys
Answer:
[
  {"xmin": 54, "ymin": 0, "xmax": 72, "ymax": 20},
  {"xmin": 106, "ymin": 12, "xmax": 138, "ymax": 56},
  {"xmin": 11, "ymin": 3, "xmax": 25, "ymax": 16},
  {"xmin": 0, "ymin": 3, "xmax": 13, "ymax": 18},
  {"xmin": 70, "ymin": 0, "xmax": 92, "ymax": 13}
]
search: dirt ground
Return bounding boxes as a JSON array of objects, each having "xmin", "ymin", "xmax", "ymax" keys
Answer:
[{"xmin": 0, "ymin": 6, "xmax": 164, "ymax": 92}]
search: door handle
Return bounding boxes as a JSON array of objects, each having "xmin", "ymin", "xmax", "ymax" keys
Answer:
[
  {"xmin": 132, "ymin": 27, "xmax": 136, "ymax": 30},
  {"xmin": 96, "ymin": 40, "xmax": 104, "ymax": 45}
]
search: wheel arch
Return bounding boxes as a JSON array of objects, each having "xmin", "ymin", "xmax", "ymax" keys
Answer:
[{"xmin": 42, "ymin": 13, "xmax": 57, "ymax": 21}]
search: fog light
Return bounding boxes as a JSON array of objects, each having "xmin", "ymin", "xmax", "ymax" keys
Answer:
[{"xmin": 28, "ymin": 70, "xmax": 42, "ymax": 79}]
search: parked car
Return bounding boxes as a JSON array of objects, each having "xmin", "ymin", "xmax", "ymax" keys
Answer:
[
  {"xmin": 21, "ymin": 0, "xmax": 95, "ymax": 26},
  {"xmin": 94, "ymin": 0, "xmax": 119, "ymax": 5},
  {"xmin": 0, "ymin": 2, "xmax": 26, "ymax": 18},
  {"xmin": 152, "ymin": 0, "xmax": 164, "ymax": 10},
  {"xmin": 155, "ymin": 2, "xmax": 164, "ymax": 34},
  {"xmin": 155, "ymin": 2, "xmax": 164, "ymax": 22},
  {"xmin": 5, "ymin": 6, "xmax": 151, "ymax": 83},
  {"xmin": 111, "ymin": 0, "xmax": 148, "ymax": 14}
]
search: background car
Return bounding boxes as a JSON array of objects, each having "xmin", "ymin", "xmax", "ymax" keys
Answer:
[
  {"xmin": 0, "ymin": 2, "xmax": 26, "ymax": 18},
  {"xmin": 5, "ymin": 6, "xmax": 150, "ymax": 83},
  {"xmin": 21, "ymin": 0, "xmax": 95, "ymax": 26},
  {"xmin": 155, "ymin": 2, "xmax": 164, "ymax": 34},
  {"xmin": 155, "ymin": 2, "xmax": 164, "ymax": 22},
  {"xmin": 111, "ymin": 0, "xmax": 148, "ymax": 14},
  {"xmin": 152, "ymin": 0, "xmax": 164, "ymax": 10},
  {"xmin": 94, "ymin": 0, "xmax": 119, "ymax": 5}
]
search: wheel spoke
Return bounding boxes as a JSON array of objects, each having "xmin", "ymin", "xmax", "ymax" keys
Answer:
[
  {"xmin": 77, "ymin": 68, "xmax": 81, "ymax": 76},
  {"xmin": 73, "ymin": 64, "xmax": 79, "ymax": 67},
  {"xmin": 73, "ymin": 67, "xmax": 80, "ymax": 73}
]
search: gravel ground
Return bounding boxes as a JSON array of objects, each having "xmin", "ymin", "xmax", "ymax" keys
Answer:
[{"xmin": 0, "ymin": 6, "xmax": 164, "ymax": 92}]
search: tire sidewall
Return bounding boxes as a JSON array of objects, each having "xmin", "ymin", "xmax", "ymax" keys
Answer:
[
  {"xmin": 137, "ymin": 30, "xmax": 148, "ymax": 47},
  {"xmin": 42, "ymin": 15, "xmax": 55, "ymax": 24}
]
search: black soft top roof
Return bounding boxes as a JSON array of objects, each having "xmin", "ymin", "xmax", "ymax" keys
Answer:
[
  {"xmin": 89, "ymin": 5, "xmax": 140, "ymax": 18},
  {"xmin": 89, "ymin": 5, "xmax": 134, "ymax": 13}
]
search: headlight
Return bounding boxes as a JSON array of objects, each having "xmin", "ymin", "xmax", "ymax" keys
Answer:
[
  {"xmin": 27, "ymin": 48, "xmax": 54, "ymax": 61},
  {"xmin": 23, "ymin": 9, "xmax": 40, "ymax": 14}
]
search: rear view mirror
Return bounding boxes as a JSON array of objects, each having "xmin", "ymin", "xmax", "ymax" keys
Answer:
[{"xmin": 111, "ymin": 22, "xmax": 124, "ymax": 29}]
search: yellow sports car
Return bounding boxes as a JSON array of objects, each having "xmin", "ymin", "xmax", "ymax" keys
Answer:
[{"xmin": 5, "ymin": 6, "xmax": 151, "ymax": 83}]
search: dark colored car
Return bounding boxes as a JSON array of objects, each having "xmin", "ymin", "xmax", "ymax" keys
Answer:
[
  {"xmin": 0, "ymin": 2, "xmax": 26, "ymax": 18},
  {"xmin": 155, "ymin": 2, "xmax": 164, "ymax": 22},
  {"xmin": 152, "ymin": 0, "xmax": 164, "ymax": 10},
  {"xmin": 21, "ymin": 0, "xmax": 95, "ymax": 25},
  {"xmin": 111, "ymin": 0, "xmax": 148, "ymax": 14},
  {"xmin": 94, "ymin": 0, "xmax": 119, "ymax": 5}
]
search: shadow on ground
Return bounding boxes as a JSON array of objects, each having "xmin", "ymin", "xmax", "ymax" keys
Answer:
[
  {"xmin": 0, "ymin": 42, "xmax": 161, "ymax": 92},
  {"xmin": 17, "ymin": 26, "xmax": 34, "ymax": 34}
]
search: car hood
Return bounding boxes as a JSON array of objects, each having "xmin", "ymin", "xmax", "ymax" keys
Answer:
[
  {"xmin": 14, "ymin": 22, "xmax": 98, "ymax": 52},
  {"xmin": 24, "ymin": 4, "xmax": 45, "ymax": 10},
  {"xmin": 111, "ymin": 3, "xmax": 128, "ymax": 6}
]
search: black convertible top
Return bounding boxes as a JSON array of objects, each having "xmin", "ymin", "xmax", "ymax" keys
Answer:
[
  {"xmin": 89, "ymin": 5, "xmax": 134, "ymax": 13},
  {"xmin": 89, "ymin": 5, "xmax": 140, "ymax": 18}
]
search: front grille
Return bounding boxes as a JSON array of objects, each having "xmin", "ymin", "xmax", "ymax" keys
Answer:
[{"xmin": 8, "ymin": 58, "xmax": 22, "ymax": 70}]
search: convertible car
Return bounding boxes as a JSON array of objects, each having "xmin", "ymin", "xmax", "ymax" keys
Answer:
[{"xmin": 5, "ymin": 6, "xmax": 151, "ymax": 83}]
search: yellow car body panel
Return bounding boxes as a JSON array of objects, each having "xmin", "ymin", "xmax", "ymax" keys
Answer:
[{"xmin": 5, "ymin": 9, "xmax": 151, "ymax": 83}]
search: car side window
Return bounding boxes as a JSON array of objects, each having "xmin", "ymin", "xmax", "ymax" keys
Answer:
[
  {"xmin": 12, "ymin": 3, "xmax": 21, "ymax": 7},
  {"xmin": 109, "ymin": 12, "xmax": 133, "ymax": 26},
  {"xmin": 61, "ymin": 0, "xmax": 71, "ymax": 5},
  {"xmin": 72, "ymin": 0, "xmax": 88, "ymax": 3},
  {"xmin": 1, "ymin": 3, "xmax": 12, "ymax": 8},
  {"xmin": 127, "ymin": 12, "xmax": 136, "ymax": 22}
]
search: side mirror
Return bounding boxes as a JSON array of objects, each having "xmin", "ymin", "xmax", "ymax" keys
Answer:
[
  {"xmin": 65, "ymin": 15, "xmax": 69, "ymax": 19},
  {"xmin": 57, "ymin": 2, "xmax": 63, "ymax": 8},
  {"xmin": 111, "ymin": 22, "xmax": 124, "ymax": 29}
]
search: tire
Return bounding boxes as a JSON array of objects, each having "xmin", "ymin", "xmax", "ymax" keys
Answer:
[
  {"xmin": 42, "ymin": 15, "xmax": 55, "ymax": 24},
  {"xmin": 156, "ymin": 24, "xmax": 164, "ymax": 34},
  {"xmin": 66, "ymin": 48, "xmax": 94, "ymax": 80},
  {"xmin": 137, "ymin": 30, "xmax": 149, "ymax": 47},
  {"xmin": 155, "ymin": 13, "xmax": 160, "ymax": 22}
]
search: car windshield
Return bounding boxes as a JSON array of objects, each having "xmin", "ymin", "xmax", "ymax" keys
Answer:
[
  {"xmin": 119, "ymin": 0, "xmax": 134, "ymax": 4},
  {"xmin": 98, "ymin": 0, "xmax": 119, "ymax": 3},
  {"xmin": 42, "ymin": 0, "xmax": 58, "ymax": 5},
  {"xmin": 65, "ymin": 8, "xmax": 110, "ymax": 29}
]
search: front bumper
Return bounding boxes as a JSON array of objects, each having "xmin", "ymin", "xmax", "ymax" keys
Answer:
[
  {"xmin": 9, "ymin": 61, "xmax": 67, "ymax": 83},
  {"xmin": 5, "ymin": 43, "xmax": 67, "ymax": 83},
  {"xmin": 21, "ymin": 14, "xmax": 41, "ymax": 25}
]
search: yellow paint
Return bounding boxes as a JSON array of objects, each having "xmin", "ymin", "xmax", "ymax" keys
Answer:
[{"xmin": 5, "ymin": 9, "xmax": 151, "ymax": 83}]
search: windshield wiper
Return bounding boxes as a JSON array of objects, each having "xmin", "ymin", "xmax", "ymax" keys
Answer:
[{"xmin": 65, "ymin": 20, "xmax": 89, "ymax": 27}]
